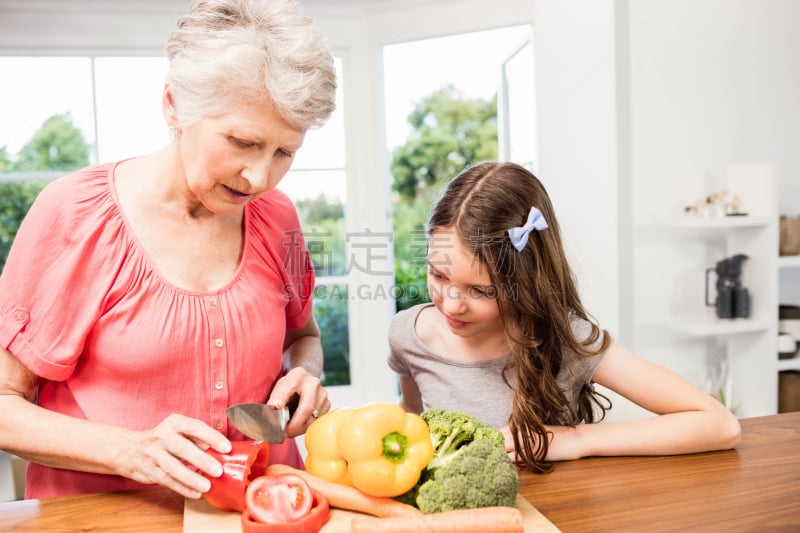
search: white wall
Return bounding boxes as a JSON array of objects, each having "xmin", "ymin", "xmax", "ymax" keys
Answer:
[
  {"xmin": 532, "ymin": 0, "xmax": 622, "ymax": 339},
  {"xmin": 629, "ymin": 0, "xmax": 800, "ymax": 381}
]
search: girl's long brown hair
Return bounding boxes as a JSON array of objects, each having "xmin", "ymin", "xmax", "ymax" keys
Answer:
[{"xmin": 428, "ymin": 161, "xmax": 611, "ymax": 473}]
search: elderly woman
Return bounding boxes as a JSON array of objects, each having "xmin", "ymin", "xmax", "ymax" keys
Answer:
[{"xmin": 0, "ymin": 0, "xmax": 336, "ymax": 500}]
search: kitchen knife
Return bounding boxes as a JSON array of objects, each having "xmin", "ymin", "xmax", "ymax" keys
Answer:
[{"xmin": 226, "ymin": 394, "xmax": 298, "ymax": 443}]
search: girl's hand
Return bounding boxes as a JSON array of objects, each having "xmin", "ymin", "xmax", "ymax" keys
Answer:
[
  {"xmin": 116, "ymin": 414, "xmax": 231, "ymax": 499},
  {"xmin": 542, "ymin": 424, "xmax": 584, "ymax": 461},
  {"xmin": 268, "ymin": 366, "xmax": 331, "ymax": 439},
  {"xmin": 501, "ymin": 423, "xmax": 584, "ymax": 462},
  {"xmin": 499, "ymin": 425, "xmax": 515, "ymax": 453}
]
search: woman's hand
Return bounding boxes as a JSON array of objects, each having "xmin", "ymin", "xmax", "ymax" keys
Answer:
[
  {"xmin": 268, "ymin": 366, "xmax": 330, "ymax": 439},
  {"xmin": 276, "ymin": 314, "xmax": 329, "ymax": 438},
  {"xmin": 117, "ymin": 414, "xmax": 232, "ymax": 499}
]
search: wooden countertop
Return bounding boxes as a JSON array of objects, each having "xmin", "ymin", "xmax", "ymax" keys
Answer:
[{"xmin": 1, "ymin": 412, "xmax": 798, "ymax": 532}]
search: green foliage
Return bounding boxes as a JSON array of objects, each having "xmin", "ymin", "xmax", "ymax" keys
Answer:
[
  {"xmin": 392, "ymin": 199, "xmax": 432, "ymax": 311},
  {"xmin": 0, "ymin": 113, "xmax": 91, "ymax": 272},
  {"xmin": 12, "ymin": 113, "xmax": 90, "ymax": 172},
  {"xmin": 313, "ymin": 284, "xmax": 350, "ymax": 386},
  {"xmin": 295, "ymin": 195, "xmax": 344, "ymax": 226},
  {"xmin": 0, "ymin": 181, "xmax": 46, "ymax": 271},
  {"xmin": 391, "ymin": 85, "xmax": 498, "ymax": 202},
  {"xmin": 296, "ymin": 196, "xmax": 346, "ymax": 277}
]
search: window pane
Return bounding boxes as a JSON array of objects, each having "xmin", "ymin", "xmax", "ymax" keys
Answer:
[
  {"xmin": 282, "ymin": 169, "xmax": 347, "ymax": 277},
  {"xmin": 0, "ymin": 57, "xmax": 95, "ymax": 172},
  {"xmin": 502, "ymin": 39, "xmax": 537, "ymax": 169},
  {"xmin": 293, "ymin": 57, "xmax": 345, "ymax": 170},
  {"xmin": 93, "ymin": 57, "xmax": 169, "ymax": 163},
  {"xmin": 276, "ymin": 56, "xmax": 349, "ymax": 387},
  {"xmin": 383, "ymin": 25, "xmax": 534, "ymax": 312},
  {"xmin": 314, "ymin": 283, "xmax": 350, "ymax": 386}
]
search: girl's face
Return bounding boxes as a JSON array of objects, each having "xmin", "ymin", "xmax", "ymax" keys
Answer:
[
  {"xmin": 176, "ymin": 97, "xmax": 305, "ymax": 216},
  {"xmin": 427, "ymin": 227, "xmax": 504, "ymax": 340}
]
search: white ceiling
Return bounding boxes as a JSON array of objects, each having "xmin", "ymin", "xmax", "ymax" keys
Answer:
[{"xmin": 0, "ymin": 0, "xmax": 429, "ymax": 14}]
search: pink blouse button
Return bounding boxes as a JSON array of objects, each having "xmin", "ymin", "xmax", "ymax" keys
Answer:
[
  {"xmin": 214, "ymin": 338, "xmax": 224, "ymax": 348},
  {"xmin": 214, "ymin": 380, "xmax": 224, "ymax": 390},
  {"xmin": 14, "ymin": 309, "xmax": 28, "ymax": 321},
  {"xmin": 208, "ymin": 297, "xmax": 217, "ymax": 306},
  {"xmin": 215, "ymin": 421, "xmax": 224, "ymax": 430}
]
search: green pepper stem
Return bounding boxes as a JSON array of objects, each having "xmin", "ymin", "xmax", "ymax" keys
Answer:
[{"xmin": 382, "ymin": 431, "xmax": 409, "ymax": 463}]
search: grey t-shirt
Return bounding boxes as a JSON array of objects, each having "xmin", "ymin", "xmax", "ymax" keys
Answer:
[{"xmin": 387, "ymin": 303, "xmax": 605, "ymax": 428}]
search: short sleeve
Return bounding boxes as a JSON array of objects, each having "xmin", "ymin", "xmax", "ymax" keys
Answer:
[
  {"xmin": 0, "ymin": 167, "xmax": 121, "ymax": 380},
  {"xmin": 556, "ymin": 317, "xmax": 606, "ymax": 407},
  {"xmin": 246, "ymin": 190, "xmax": 315, "ymax": 330},
  {"xmin": 387, "ymin": 307, "xmax": 416, "ymax": 377}
]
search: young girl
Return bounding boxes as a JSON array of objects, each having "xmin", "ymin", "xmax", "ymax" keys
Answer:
[{"xmin": 388, "ymin": 161, "xmax": 741, "ymax": 473}]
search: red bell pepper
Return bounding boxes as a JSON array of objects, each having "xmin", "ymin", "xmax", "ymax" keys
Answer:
[{"xmin": 202, "ymin": 440, "xmax": 271, "ymax": 512}]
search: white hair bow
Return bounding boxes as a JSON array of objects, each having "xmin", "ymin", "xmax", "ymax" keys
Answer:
[{"xmin": 507, "ymin": 206, "xmax": 548, "ymax": 252}]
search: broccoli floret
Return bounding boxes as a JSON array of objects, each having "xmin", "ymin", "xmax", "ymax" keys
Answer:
[
  {"xmin": 394, "ymin": 408, "xmax": 518, "ymax": 513},
  {"xmin": 421, "ymin": 408, "xmax": 506, "ymax": 470},
  {"xmin": 415, "ymin": 439, "xmax": 519, "ymax": 513}
]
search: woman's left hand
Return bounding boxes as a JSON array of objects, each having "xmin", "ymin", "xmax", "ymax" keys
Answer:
[{"xmin": 267, "ymin": 366, "xmax": 330, "ymax": 438}]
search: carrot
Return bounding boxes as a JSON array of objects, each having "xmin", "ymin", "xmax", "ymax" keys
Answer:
[
  {"xmin": 265, "ymin": 464, "xmax": 422, "ymax": 518},
  {"xmin": 349, "ymin": 506, "xmax": 525, "ymax": 533}
]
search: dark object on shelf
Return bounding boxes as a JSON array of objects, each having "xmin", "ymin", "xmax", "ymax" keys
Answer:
[
  {"xmin": 705, "ymin": 254, "xmax": 750, "ymax": 319},
  {"xmin": 778, "ymin": 371, "xmax": 800, "ymax": 413},
  {"xmin": 779, "ymin": 215, "xmax": 800, "ymax": 256},
  {"xmin": 779, "ymin": 305, "xmax": 800, "ymax": 320}
]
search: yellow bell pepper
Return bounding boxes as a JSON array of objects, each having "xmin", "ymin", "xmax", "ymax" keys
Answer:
[
  {"xmin": 336, "ymin": 402, "xmax": 434, "ymax": 498},
  {"xmin": 305, "ymin": 407, "xmax": 355, "ymax": 485}
]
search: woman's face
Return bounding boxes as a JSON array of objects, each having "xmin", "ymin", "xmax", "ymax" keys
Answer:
[
  {"xmin": 427, "ymin": 227, "xmax": 503, "ymax": 340},
  {"xmin": 177, "ymin": 97, "xmax": 305, "ymax": 216}
]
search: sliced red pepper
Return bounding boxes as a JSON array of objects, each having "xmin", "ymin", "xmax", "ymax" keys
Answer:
[
  {"xmin": 241, "ymin": 489, "xmax": 330, "ymax": 533},
  {"xmin": 202, "ymin": 440, "xmax": 271, "ymax": 512}
]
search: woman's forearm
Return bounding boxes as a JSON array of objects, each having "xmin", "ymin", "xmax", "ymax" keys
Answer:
[{"xmin": 0, "ymin": 393, "xmax": 132, "ymax": 475}]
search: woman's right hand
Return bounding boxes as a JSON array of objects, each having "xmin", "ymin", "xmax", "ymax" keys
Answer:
[{"xmin": 117, "ymin": 414, "xmax": 232, "ymax": 499}]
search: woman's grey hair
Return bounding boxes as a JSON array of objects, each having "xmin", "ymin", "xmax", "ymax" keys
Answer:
[{"xmin": 165, "ymin": 0, "xmax": 336, "ymax": 130}]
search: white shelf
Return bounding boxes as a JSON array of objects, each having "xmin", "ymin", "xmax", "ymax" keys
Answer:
[
  {"xmin": 665, "ymin": 215, "xmax": 771, "ymax": 230},
  {"xmin": 656, "ymin": 164, "xmax": 779, "ymax": 417},
  {"xmin": 778, "ymin": 255, "xmax": 800, "ymax": 269},
  {"xmin": 778, "ymin": 358, "xmax": 800, "ymax": 372},
  {"xmin": 667, "ymin": 317, "xmax": 770, "ymax": 337}
]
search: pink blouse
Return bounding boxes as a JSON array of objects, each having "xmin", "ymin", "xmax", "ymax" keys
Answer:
[{"xmin": 0, "ymin": 162, "xmax": 315, "ymax": 498}]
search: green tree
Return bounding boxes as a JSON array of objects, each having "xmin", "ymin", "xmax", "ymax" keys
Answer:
[
  {"xmin": 13, "ymin": 113, "xmax": 90, "ymax": 172},
  {"xmin": 0, "ymin": 181, "xmax": 46, "ymax": 271},
  {"xmin": 1, "ymin": 113, "xmax": 90, "ymax": 272},
  {"xmin": 313, "ymin": 284, "xmax": 350, "ymax": 386},
  {"xmin": 391, "ymin": 86, "xmax": 498, "ymax": 311},
  {"xmin": 392, "ymin": 85, "xmax": 498, "ymax": 203},
  {"xmin": 296, "ymin": 195, "xmax": 346, "ymax": 277}
]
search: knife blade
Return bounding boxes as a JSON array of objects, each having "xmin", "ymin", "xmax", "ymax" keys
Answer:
[
  {"xmin": 226, "ymin": 403, "xmax": 289, "ymax": 443},
  {"xmin": 226, "ymin": 394, "xmax": 299, "ymax": 443}
]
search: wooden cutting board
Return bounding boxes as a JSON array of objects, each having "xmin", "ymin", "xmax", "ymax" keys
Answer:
[{"xmin": 183, "ymin": 494, "xmax": 560, "ymax": 532}]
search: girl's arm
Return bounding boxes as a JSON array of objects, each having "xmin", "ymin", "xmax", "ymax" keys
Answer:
[
  {"xmin": 398, "ymin": 375, "xmax": 424, "ymax": 415},
  {"xmin": 546, "ymin": 340, "xmax": 741, "ymax": 460}
]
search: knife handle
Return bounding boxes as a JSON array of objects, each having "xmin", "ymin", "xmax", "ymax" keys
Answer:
[{"xmin": 286, "ymin": 393, "xmax": 300, "ymax": 418}]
